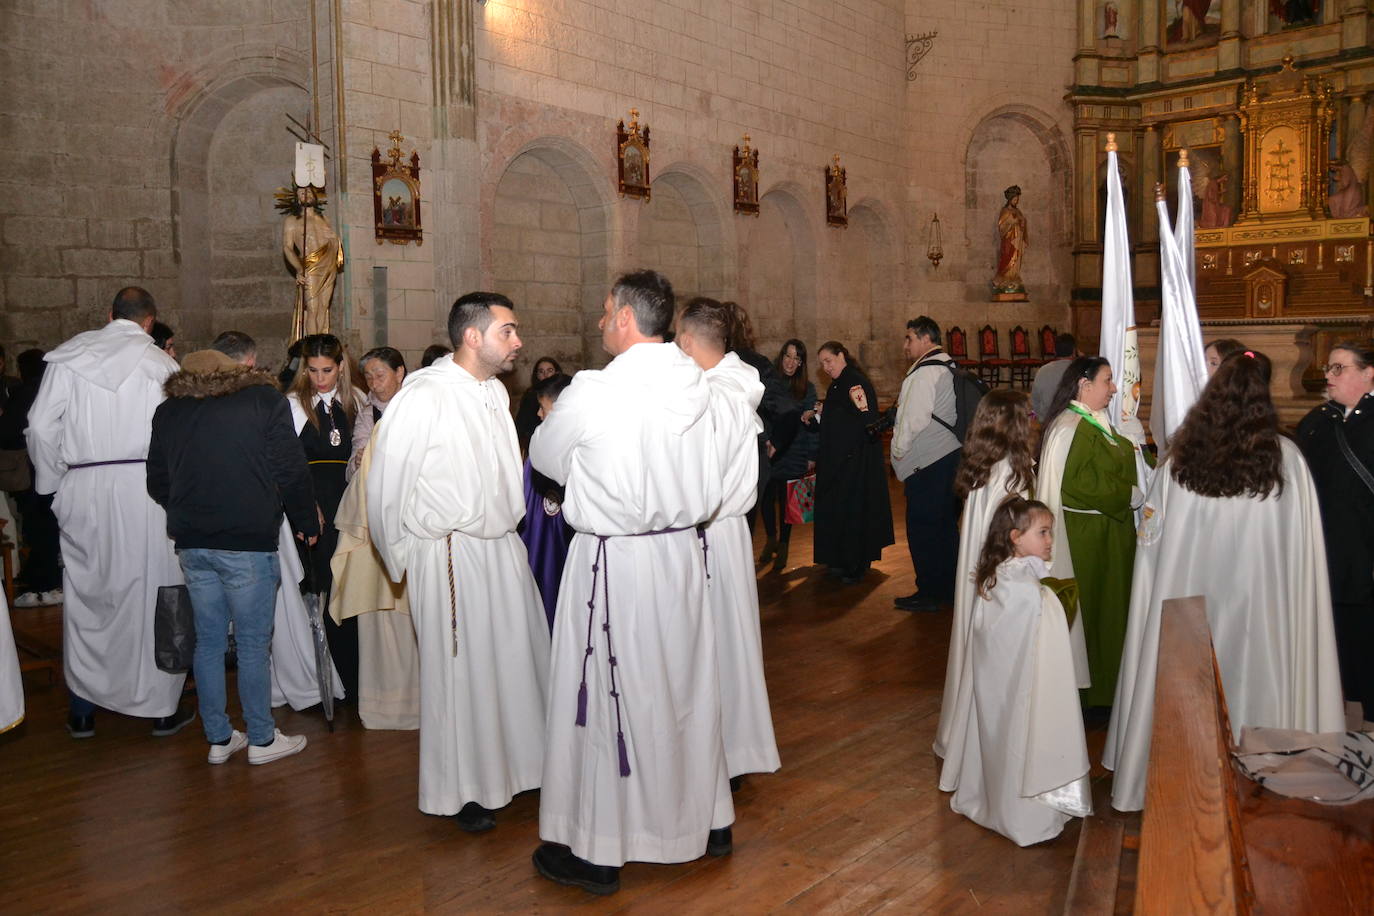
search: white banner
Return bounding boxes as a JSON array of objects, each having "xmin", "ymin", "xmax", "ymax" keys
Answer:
[{"xmin": 294, "ymin": 142, "xmax": 327, "ymax": 189}]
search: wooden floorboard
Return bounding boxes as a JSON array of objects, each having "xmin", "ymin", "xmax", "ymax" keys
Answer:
[{"xmin": 0, "ymin": 484, "xmax": 1083, "ymax": 913}]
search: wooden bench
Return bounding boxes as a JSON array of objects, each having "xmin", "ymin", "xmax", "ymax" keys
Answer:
[{"xmin": 1065, "ymin": 596, "xmax": 1374, "ymax": 914}]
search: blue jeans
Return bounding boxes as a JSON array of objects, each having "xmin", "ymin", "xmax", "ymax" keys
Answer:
[{"xmin": 180, "ymin": 549, "xmax": 279, "ymax": 746}]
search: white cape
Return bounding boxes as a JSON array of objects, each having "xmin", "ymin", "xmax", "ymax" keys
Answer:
[
  {"xmin": 703, "ymin": 352, "xmax": 779, "ymax": 778},
  {"xmin": 27, "ymin": 319, "xmax": 185, "ymax": 716},
  {"xmin": 934, "ymin": 459, "xmax": 1026, "ymax": 759},
  {"xmin": 329, "ymin": 441, "xmax": 419, "ymax": 730},
  {"xmin": 1104, "ymin": 438, "xmax": 1346, "ymax": 811},
  {"xmin": 369, "ymin": 357, "xmax": 550, "ymax": 815},
  {"xmin": 945, "ymin": 556, "xmax": 1092, "ymax": 846},
  {"xmin": 1, "ymin": 591, "xmax": 23, "ymax": 734},
  {"xmin": 269, "ymin": 519, "xmax": 345, "ymax": 710}
]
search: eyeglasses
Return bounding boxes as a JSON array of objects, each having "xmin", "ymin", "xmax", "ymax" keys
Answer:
[{"xmin": 1322, "ymin": 363, "xmax": 1358, "ymax": 376}]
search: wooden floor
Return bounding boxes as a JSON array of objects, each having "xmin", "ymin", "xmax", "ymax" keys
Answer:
[{"xmin": 0, "ymin": 487, "xmax": 1099, "ymax": 914}]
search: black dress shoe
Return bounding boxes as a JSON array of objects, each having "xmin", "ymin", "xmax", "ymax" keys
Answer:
[
  {"xmin": 67, "ymin": 714, "xmax": 95, "ymax": 739},
  {"xmin": 896, "ymin": 597, "xmax": 945, "ymax": 614},
  {"xmin": 455, "ymin": 801, "xmax": 496, "ymax": 833},
  {"xmin": 150, "ymin": 706, "xmax": 197, "ymax": 737},
  {"xmin": 894, "ymin": 593, "xmax": 922, "ymax": 610},
  {"xmin": 532, "ymin": 842, "xmax": 620, "ymax": 895},
  {"xmin": 729, "ymin": 775, "xmax": 743, "ymax": 793},
  {"xmin": 706, "ymin": 825, "xmax": 733, "ymax": 857}
]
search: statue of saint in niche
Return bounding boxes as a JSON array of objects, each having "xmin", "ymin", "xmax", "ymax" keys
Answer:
[
  {"xmin": 991, "ymin": 184, "xmax": 1028, "ymax": 297},
  {"xmin": 277, "ymin": 182, "xmax": 344, "ymax": 341}
]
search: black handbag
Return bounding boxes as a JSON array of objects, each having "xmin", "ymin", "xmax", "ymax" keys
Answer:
[{"xmin": 154, "ymin": 585, "xmax": 196, "ymax": 674}]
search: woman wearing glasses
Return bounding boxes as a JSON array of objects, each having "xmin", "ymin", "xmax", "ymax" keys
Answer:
[{"xmin": 1297, "ymin": 340, "xmax": 1374, "ymax": 732}]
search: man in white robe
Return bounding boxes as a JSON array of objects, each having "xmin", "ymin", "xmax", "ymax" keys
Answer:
[
  {"xmin": 530, "ymin": 271, "xmax": 733, "ymax": 896},
  {"xmin": 368, "ymin": 292, "xmax": 550, "ymax": 833},
  {"xmin": 676, "ymin": 298, "xmax": 780, "ymax": 781},
  {"xmin": 1104, "ymin": 437, "xmax": 1345, "ymax": 811},
  {"xmin": 26, "ymin": 288, "xmax": 190, "ymax": 737}
]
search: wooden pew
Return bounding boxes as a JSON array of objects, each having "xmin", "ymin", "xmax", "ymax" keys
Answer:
[{"xmin": 1099, "ymin": 595, "xmax": 1374, "ymax": 914}]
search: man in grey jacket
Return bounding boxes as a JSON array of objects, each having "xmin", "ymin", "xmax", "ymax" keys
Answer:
[{"xmin": 889, "ymin": 316, "xmax": 961, "ymax": 613}]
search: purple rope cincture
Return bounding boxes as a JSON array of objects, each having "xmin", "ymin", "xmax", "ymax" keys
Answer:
[
  {"xmin": 575, "ymin": 535, "xmax": 632, "ymax": 777},
  {"xmin": 696, "ymin": 524, "xmax": 711, "ymax": 580}
]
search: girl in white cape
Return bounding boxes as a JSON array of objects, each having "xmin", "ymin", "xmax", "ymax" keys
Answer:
[
  {"xmin": 947, "ymin": 497, "xmax": 1092, "ymax": 846},
  {"xmin": 934, "ymin": 389, "xmax": 1037, "ymax": 762}
]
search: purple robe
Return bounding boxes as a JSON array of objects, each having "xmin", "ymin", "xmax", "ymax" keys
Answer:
[{"xmin": 519, "ymin": 458, "xmax": 572, "ymax": 631}]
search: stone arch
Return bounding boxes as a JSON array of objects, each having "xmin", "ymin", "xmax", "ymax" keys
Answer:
[
  {"xmin": 962, "ymin": 104, "xmax": 1072, "ymax": 245},
  {"xmin": 961, "ymin": 104, "xmax": 1074, "ymax": 308},
  {"xmin": 640, "ymin": 162, "xmax": 735, "ymax": 303},
  {"xmin": 745, "ymin": 181, "xmax": 817, "ymax": 353},
  {"xmin": 167, "ymin": 50, "xmax": 310, "ymax": 357},
  {"xmin": 847, "ymin": 198, "xmax": 903, "ymax": 393},
  {"xmin": 487, "ymin": 136, "xmax": 612, "ymax": 372}
]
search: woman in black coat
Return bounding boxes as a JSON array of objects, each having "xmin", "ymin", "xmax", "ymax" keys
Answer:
[
  {"xmin": 1296, "ymin": 339, "xmax": 1374, "ymax": 728},
  {"xmin": 760, "ymin": 339, "xmax": 819, "ymax": 573},
  {"xmin": 514, "ymin": 356, "xmax": 562, "ymax": 451},
  {"xmin": 810, "ymin": 341, "xmax": 894, "ymax": 584}
]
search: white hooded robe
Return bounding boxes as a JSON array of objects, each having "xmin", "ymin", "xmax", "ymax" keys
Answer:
[
  {"xmin": 367, "ymin": 357, "xmax": 550, "ymax": 815},
  {"xmin": 26, "ymin": 319, "xmax": 185, "ymax": 716}
]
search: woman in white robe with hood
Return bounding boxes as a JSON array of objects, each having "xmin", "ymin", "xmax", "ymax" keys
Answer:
[
  {"xmin": 1105, "ymin": 350, "xmax": 1344, "ymax": 812},
  {"xmin": 947, "ymin": 497, "xmax": 1092, "ymax": 846},
  {"xmin": 934, "ymin": 389, "xmax": 1037, "ymax": 764}
]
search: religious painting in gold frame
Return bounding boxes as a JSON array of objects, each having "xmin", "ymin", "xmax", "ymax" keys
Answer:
[
  {"xmin": 1164, "ymin": 145, "xmax": 1233, "ymax": 229},
  {"xmin": 617, "ymin": 109, "xmax": 650, "ymax": 200},
  {"xmin": 733, "ymin": 135, "xmax": 759, "ymax": 215},
  {"xmin": 371, "ymin": 130, "xmax": 423, "ymax": 246},
  {"xmin": 825, "ymin": 154, "xmax": 847, "ymax": 227}
]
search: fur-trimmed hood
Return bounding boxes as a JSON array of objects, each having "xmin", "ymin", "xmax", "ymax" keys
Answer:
[{"xmin": 164, "ymin": 367, "xmax": 280, "ymax": 400}]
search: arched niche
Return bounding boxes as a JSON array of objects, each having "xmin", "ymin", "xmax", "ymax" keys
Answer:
[
  {"xmin": 845, "ymin": 200, "xmax": 902, "ymax": 393},
  {"xmin": 745, "ymin": 183, "xmax": 817, "ymax": 356},
  {"xmin": 169, "ymin": 55, "xmax": 310, "ymax": 366},
  {"xmin": 489, "ymin": 138, "xmax": 610, "ymax": 375},
  {"xmin": 962, "ymin": 106, "xmax": 1073, "ymax": 305},
  {"xmin": 638, "ymin": 165, "xmax": 733, "ymax": 304}
]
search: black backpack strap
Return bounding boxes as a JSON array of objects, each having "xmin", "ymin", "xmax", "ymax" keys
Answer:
[{"xmin": 912, "ymin": 359, "xmax": 958, "ymax": 433}]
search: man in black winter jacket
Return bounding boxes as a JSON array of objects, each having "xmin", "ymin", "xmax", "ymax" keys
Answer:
[{"xmin": 147, "ymin": 334, "xmax": 320, "ymax": 766}]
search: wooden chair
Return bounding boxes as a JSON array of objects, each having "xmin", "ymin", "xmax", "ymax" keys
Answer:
[
  {"xmin": 1009, "ymin": 325, "xmax": 1041, "ymax": 389},
  {"xmin": 1040, "ymin": 325, "xmax": 1058, "ymax": 361},
  {"xmin": 976, "ymin": 324, "xmax": 1010, "ymax": 387},
  {"xmin": 945, "ymin": 327, "xmax": 978, "ymax": 370}
]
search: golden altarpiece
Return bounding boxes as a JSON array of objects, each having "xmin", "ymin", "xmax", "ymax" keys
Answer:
[{"xmin": 1070, "ymin": 1, "xmax": 1374, "ymax": 425}]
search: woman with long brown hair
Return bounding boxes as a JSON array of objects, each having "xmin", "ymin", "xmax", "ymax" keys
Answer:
[
  {"xmin": 934, "ymin": 389, "xmax": 1039, "ymax": 760},
  {"xmin": 1105, "ymin": 350, "xmax": 1344, "ymax": 812},
  {"xmin": 758, "ymin": 338, "xmax": 818, "ymax": 573},
  {"xmin": 286, "ymin": 333, "xmax": 368, "ymax": 702}
]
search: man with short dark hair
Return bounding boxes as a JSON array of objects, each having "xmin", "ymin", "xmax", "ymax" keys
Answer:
[
  {"xmin": 891, "ymin": 316, "xmax": 961, "ymax": 613},
  {"xmin": 147, "ymin": 334, "xmax": 319, "ymax": 765},
  {"xmin": 27, "ymin": 287, "xmax": 194, "ymax": 737},
  {"xmin": 529, "ymin": 271, "xmax": 733, "ymax": 896},
  {"xmin": 368, "ymin": 291, "xmax": 550, "ymax": 833},
  {"xmin": 1031, "ymin": 331, "xmax": 1078, "ymax": 422},
  {"xmin": 211, "ymin": 330, "xmax": 258, "ymax": 366}
]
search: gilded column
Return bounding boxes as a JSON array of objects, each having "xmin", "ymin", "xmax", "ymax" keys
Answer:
[
  {"xmin": 1138, "ymin": 0, "xmax": 1161, "ymax": 84},
  {"xmin": 1218, "ymin": 0, "xmax": 1243, "ymax": 71}
]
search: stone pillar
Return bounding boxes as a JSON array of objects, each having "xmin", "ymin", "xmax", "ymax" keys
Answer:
[
  {"xmin": 431, "ymin": 0, "xmax": 481, "ymax": 319},
  {"xmin": 1343, "ymin": 0, "xmax": 1371, "ymax": 50}
]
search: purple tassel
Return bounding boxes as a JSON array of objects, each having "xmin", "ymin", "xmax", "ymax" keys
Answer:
[
  {"xmin": 575, "ymin": 683, "xmax": 588, "ymax": 727},
  {"xmin": 617, "ymin": 732, "xmax": 631, "ymax": 777}
]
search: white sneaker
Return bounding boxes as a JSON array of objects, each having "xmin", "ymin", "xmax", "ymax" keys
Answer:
[
  {"xmin": 207, "ymin": 730, "xmax": 249, "ymax": 765},
  {"xmin": 39, "ymin": 588, "xmax": 64, "ymax": 605},
  {"xmin": 13, "ymin": 592, "xmax": 41, "ymax": 608},
  {"xmin": 247, "ymin": 729, "xmax": 307, "ymax": 765}
]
